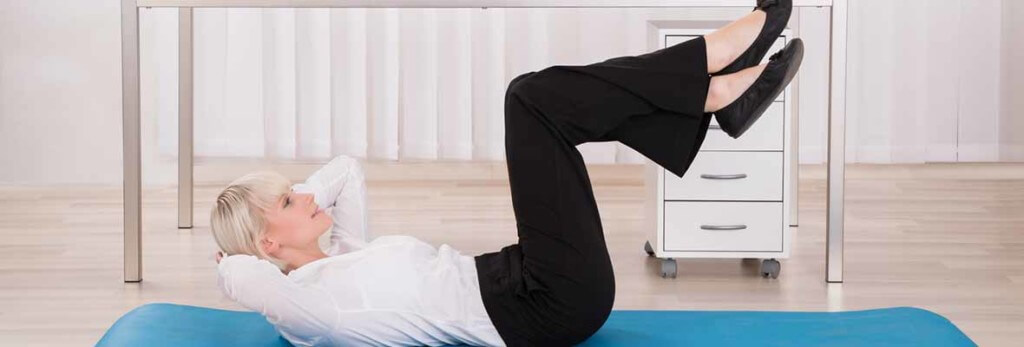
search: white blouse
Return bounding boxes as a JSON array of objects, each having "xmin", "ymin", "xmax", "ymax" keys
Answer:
[{"xmin": 217, "ymin": 155, "xmax": 505, "ymax": 347}]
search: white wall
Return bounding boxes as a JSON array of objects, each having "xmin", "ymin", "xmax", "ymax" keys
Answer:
[
  {"xmin": 0, "ymin": 1, "xmax": 1020, "ymax": 186},
  {"xmin": 0, "ymin": 1, "xmax": 124, "ymax": 185}
]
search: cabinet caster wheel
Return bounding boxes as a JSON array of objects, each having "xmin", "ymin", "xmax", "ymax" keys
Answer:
[
  {"xmin": 760, "ymin": 259, "xmax": 781, "ymax": 279},
  {"xmin": 644, "ymin": 241, "xmax": 655, "ymax": 257},
  {"xmin": 660, "ymin": 259, "xmax": 677, "ymax": 279}
]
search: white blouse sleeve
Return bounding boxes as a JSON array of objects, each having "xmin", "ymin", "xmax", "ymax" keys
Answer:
[
  {"xmin": 291, "ymin": 155, "xmax": 370, "ymax": 255},
  {"xmin": 217, "ymin": 254, "xmax": 339, "ymax": 345}
]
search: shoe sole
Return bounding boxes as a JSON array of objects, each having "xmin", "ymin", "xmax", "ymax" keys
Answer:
[{"xmin": 729, "ymin": 39, "xmax": 804, "ymax": 138}]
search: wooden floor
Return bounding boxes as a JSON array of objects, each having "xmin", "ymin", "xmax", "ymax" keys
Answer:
[{"xmin": 1, "ymin": 162, "xmax": 1022, "ymax": 345}]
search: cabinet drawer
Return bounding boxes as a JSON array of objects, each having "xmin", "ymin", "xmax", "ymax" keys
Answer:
[
  {"xmin": 665, "ymin": 151, "xmax": 783, "ymax": 201},
  {"xmin": 663, "ymin": 201, "xmax": 783, "ymax": 252},
  {"xmin": 703, "ymin": 102, "xmax": 784, "ymax": 151}
]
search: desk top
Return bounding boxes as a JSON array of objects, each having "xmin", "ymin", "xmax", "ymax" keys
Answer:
[{"xmin": 135, "ymin": 0, "xmax": 833, "ymax": 8}]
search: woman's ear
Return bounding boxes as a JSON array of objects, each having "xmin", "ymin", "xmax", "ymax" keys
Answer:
[{"xmin": 260, "ymin": 235, "xmax": 280, "ymax": 257}]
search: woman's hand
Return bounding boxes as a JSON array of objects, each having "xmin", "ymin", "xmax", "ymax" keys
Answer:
[{"xmin": 216, "ymin": 251, "xmax": 224, "ymax": 264}]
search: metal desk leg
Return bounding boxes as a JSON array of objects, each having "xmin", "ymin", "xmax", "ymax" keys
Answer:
[
  {"xmin": 790, "ymin": 24, "xmax": 800, "ymax": 227},
  {"xmin": 121, "ymin": 0, "xmax": 142, "ymax": 283},
  {"xmin": 826, "ymin": 0, "xmax": 848, "ymax": 283},
  {"xmin": 178, "ymin": 8, "xmax": 194, "ymax": 229}
]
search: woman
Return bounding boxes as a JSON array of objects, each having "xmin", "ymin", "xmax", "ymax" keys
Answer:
[{"xmin": 211, "ymin": 1, "xmax": 803, "ymax": 345}]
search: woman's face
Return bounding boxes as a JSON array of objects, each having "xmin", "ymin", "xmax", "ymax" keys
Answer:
[{"xmin": 262, "ymin": 191, "xmax": 332, "ymax": 250}]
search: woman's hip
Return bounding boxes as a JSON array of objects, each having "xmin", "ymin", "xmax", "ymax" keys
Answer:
[{"xmin": 475, "ymin": 245, "xmax": 615, "ymax": 346}]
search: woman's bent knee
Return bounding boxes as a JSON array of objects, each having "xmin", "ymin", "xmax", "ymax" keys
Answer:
[{"xmin": 506, "ymin": 71, "xmax": 538, "ymax": 99}]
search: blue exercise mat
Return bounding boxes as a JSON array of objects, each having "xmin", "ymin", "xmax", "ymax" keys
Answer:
[{"xmin": 97, "ymin": 303, "xmax": 975, "ymax": 346}]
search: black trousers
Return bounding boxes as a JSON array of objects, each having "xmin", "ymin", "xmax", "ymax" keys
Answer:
[{"xmin": 474, "ymin": 36, "xmax": 713, "ymax": 346}]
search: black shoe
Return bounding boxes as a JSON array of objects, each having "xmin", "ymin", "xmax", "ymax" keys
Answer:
[
  {"xmin": 713, "ymin": 38, "xmax": 803, "ymax": 139},
  {"xmin": 712, "ymin": 0, "xmax": 793, "ymax": 76}
]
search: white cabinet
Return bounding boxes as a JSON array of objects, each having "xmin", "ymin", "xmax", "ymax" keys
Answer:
[
  {"xmin": 663, "ymin": 201, "xmax": 784, "ymax": 252},
  {"xmin": 664, "ymin": 151, "xmax": 784, "ymax": 201},
  {"xmin": 644, "ymin": 29, "xmax": 794, "ymax": 279},
  {"xmin": 702, "ymin": 102, "xmax": 785, "ymax": 151}
]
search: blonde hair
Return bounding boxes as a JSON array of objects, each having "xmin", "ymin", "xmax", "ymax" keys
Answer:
[{"xmin": 210, "ymin": 171, "xmax": 292, "ymax": 269}]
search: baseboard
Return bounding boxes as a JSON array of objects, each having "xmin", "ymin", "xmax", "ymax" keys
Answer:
[
  {"xmin": 999, "ymin": 144, "xmax": 1024, "ymax": 162},
  {"xmin": 956, "ymin": 144, "xmax": 1000, "ymax": 162}
]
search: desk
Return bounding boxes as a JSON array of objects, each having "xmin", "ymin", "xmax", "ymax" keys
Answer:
[{"xmin": 120, "ymin": 0, "xmax": 847, "ymax": 283}]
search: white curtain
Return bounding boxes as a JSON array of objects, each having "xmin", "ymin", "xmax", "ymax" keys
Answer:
[
  {"xmin": 140, "ymin": 4, "xmax": 1014, "ymax": 167},
  {"xmin": 143, "ymin": 7, "xmax": 678, "ymax": 165},
  {"xmin": 843, "ymin": 0, "xmax": 1005, "ymax": 163}
]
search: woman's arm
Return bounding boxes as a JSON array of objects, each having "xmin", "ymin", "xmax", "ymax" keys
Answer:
[
  {"xmin": 290, "ymin": 155, "xmax": 370, "ymax": 255},
  {"xmin": 217, "ymin": 254, "xmax": 338, "ymax": 345}
]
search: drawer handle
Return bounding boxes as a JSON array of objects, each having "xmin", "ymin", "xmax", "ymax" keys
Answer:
[
  {"xmin": 709, "ymin": 124, "xmax": 722, "ymax": 130},
  {"xmin": 700, "ymin": 173, "xmax": 747, "ymax": 180},
  {"xmin": 700, "ymin": 224, "xmax": 747, "ymax": 231}
]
